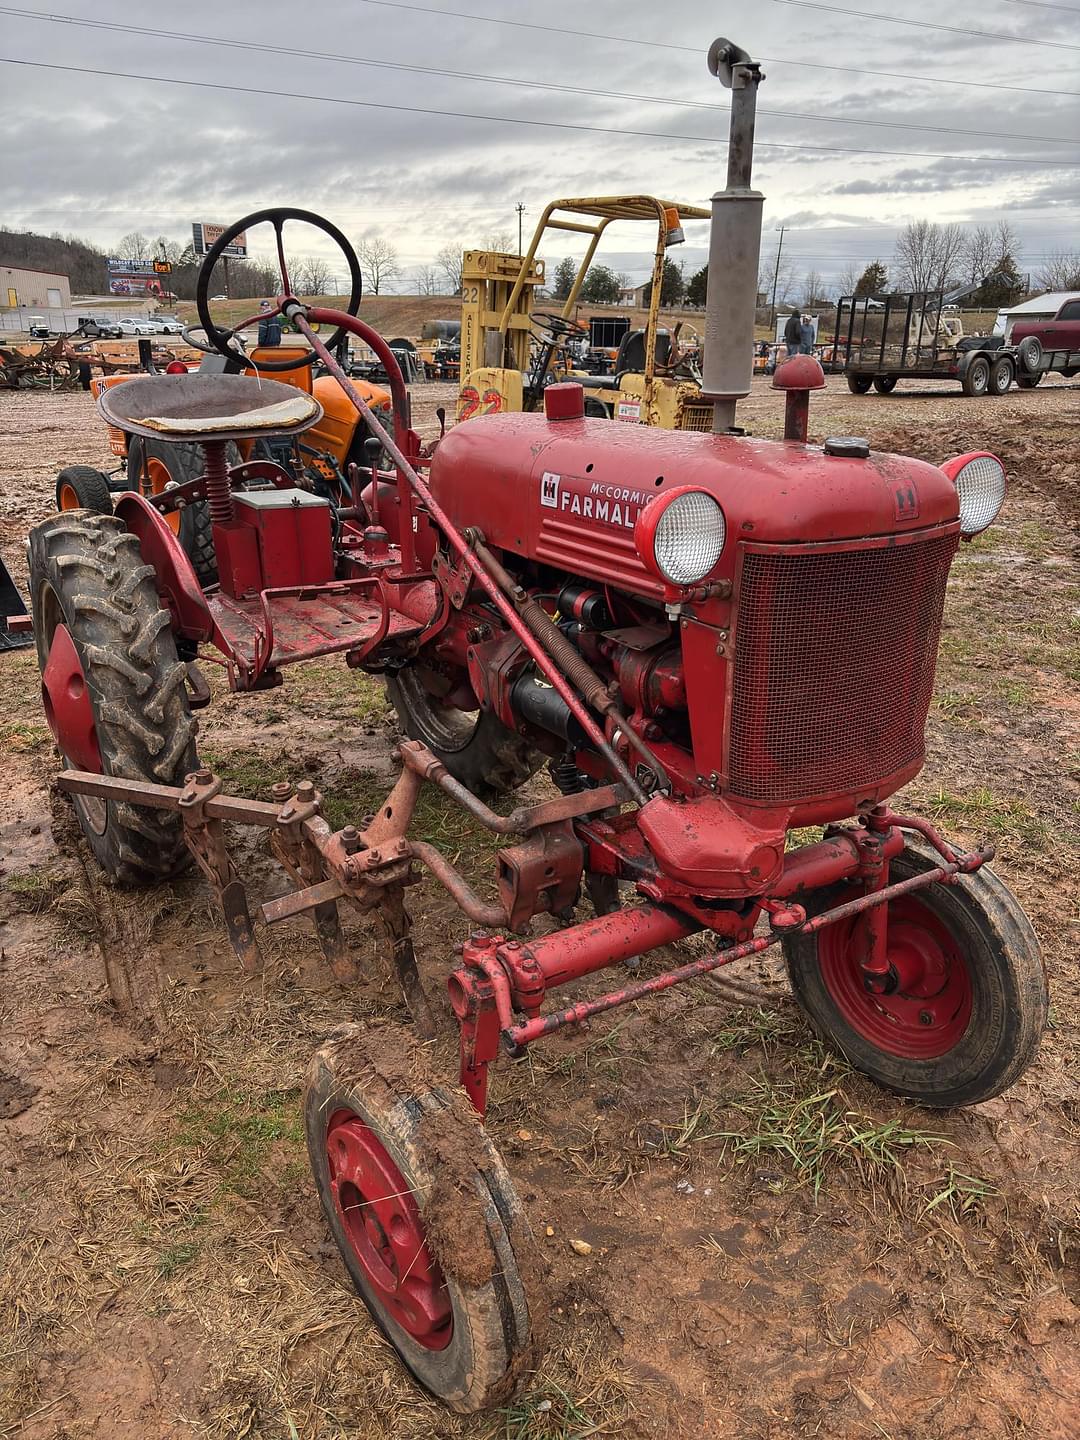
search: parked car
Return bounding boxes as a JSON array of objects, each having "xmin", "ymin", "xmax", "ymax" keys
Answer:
[
  {"xmin": 151, "ymin": 317, "xmax": 184, "ymax": 334},
  {"xmin": 1009, "ymin": 295, "xmax": 1080, "ymax": 385},
  {"xmin": 74, "ymin": 316, "xmax": 122, "ymax": 340},
  {"xmin": 27, "ymin": 316, "xmax": 51, "ymax": 338},
  {"xmin": 117, "ymin": 318, "xmax": 156, "ymax": 337}
]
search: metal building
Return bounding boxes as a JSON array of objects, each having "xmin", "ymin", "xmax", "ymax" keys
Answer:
[{"xmin": 1, "ymin": 265, "xmax": 72, "ymax": 309}]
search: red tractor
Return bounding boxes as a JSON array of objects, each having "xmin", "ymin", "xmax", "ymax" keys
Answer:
[{"xmin": 24, "ymin": 41, "xmax": 1045, "ymax": 1415}]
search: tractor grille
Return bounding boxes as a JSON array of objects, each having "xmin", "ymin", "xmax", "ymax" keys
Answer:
[
  {"xmin": 678, "ymin": 403, "xmax": 714, "ymax": 432},
  {"xmin": 728, "ymin": 532, "xmax": 959, "ymax": 803}
]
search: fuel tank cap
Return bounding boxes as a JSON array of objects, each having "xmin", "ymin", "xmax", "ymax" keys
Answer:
[{"xmin": 823, "ymin": 435, "xmax": 870, "ymax": 458}]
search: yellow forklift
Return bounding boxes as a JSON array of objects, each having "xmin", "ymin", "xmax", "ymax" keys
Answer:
[{"xmin": 456, "ymin": 196, "xmax": 712, "ymax": 429}]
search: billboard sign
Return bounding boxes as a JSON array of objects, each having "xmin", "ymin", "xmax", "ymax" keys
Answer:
[
  {"xmin": 192, "ymin": 223, "xmax": 248, "ymax": 259},
  {"xmin": 106, "ymin": 258, "xmax": 166, "ymax": 297}
]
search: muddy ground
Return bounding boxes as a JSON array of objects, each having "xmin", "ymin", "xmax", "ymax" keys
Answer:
[{"xmin": 1, "ymin": 376, "xmax": 1077, "ymax": 1439}]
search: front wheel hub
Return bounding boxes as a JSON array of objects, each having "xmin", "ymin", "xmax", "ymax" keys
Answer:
[
  {"xmin": 41, "ymin": 624, "xmax": 101, "ymax": 773},
  {"xmin": 820, "ymin": 896, "xmax": 973, "ymax": 1059},
  {"xmin": 326, "ymin": 1111, "xmax": 452, "ymax": 1350}
]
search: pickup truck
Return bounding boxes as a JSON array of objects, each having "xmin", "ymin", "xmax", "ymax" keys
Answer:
[{"xmin": 1009, "ymin": 295, "xmax": 1080, "ymax": 387}]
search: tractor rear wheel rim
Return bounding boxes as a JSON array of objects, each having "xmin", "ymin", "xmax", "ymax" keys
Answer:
[
  {"xmin": 145, "ymin": 457, "xmax": 183, "ymax": 535},
  {"xmin": 326, "ymin": 1110, "xmax": 453, "ymax": 1350},
  {"xmin": 817, "ymin": 894, "xmax": 973, "ymax": 1059},
  {"xmin": 40, "ymin": 616, "xmax": 106, "ymax": 833}
]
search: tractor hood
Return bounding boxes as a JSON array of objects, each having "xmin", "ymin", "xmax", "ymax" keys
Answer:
[{"xmin": 429, "ymin": 412, "xmax": 960, "ymax": 600}]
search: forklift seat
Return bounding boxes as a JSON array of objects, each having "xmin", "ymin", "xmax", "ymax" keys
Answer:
[{"xmin": 614, "ymin": 327, "xmax": 672, "ymax": 378}]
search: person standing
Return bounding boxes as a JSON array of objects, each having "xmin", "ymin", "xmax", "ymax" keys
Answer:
[
  {"xmin": 799, "ymin": 314, "xmax": 815, "ymax": 355},
  {"xmin": 257, "ymin": 300, "xmax": 282, "ymax": 347},
  {"xmin": 783, "ymin": 310, "xmax": 801, "ymax": 356}
]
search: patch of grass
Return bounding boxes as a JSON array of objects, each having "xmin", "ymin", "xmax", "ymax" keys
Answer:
[
  {"xmin": 2, "ymin": 870, "xmax": 67, "ymax": 913},
  {"xmin": 710, "ymin": 1006, "xmax": 801, "ymax": 1057},
  {"xmin": 922, "ymin": 1164, "xmax": 999, "ymax": 1222},
  {"xmin": 0, "ymin": 719, "xmax": 50, "ymax": 754},
  {"xmin": 927, "ymin": 785, "xmax": 1049, "ymax": 850},
  {"xmin": 933, "ymin": 689, "xmax": 978, "ymax": 726},
  {"xmin": 998, "ymin": 677, "xmax": 1035, "ymax": 708},
  {"xmin": 156, "ymin": 1239, "xmax": 201, "ymax": 1278},
  {"xmin": 715, "ymin": 1069, "xmax": 947, "ymax": 1198},
  {"xmin": 285, "ymin": 659, "xmax": 391, "ymax": 724},
  {"xmin": 175, "ymin": 1087, "xmax": 304, "ymax": 1198}
]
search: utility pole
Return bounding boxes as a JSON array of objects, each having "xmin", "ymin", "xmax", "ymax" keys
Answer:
[
  {"xmin": 516, "ymin": 203, "xmax": 525, "ymax": 255},
  {"xmin": 769, "ymin": 224, "xmax": 785, "ymax": 331}
]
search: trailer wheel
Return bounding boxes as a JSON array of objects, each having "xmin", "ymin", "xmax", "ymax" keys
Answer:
[
  {"xmin": 126, "ymin": 436, "xmax": 237, "ymax": 588},
  {"xmin": 387, "ymin": 669, "xmax": 542, "ymax": 801},
  {"xmin": 29, "ymin": 512, "xmax": 198, "ymax": 883},
  {"xmin": 961, "ymin": 356, "xmax": 991, "ymax": 397},
  {"xmin": 1016, "ymin": 372, "xmax": 1042, "ymax": 389},
  {"xmin": 782, "ymin": 843, "xmax": 1047, "ymax": 1107},
  {"xmin": 871, "ymin": 376, "xmax": 897, "ymax": 395},
  {"xmin": 988, "ymin": 356, "xmax": 1014, "ymax": 396},
  {"xmin": 846, "ymin": 375, "xmax": 872, "ymax": 395},
  {"xmin": 306, "ymin": 1025, "xmax": 544, "ymax": 1412},
  {"xmin": 1016, "ymin": 336, "xmax": 1042, "ymax": 373},
  {"xmin": 56, "ymin": 465, "xmax": 113, "ymax": 516}
]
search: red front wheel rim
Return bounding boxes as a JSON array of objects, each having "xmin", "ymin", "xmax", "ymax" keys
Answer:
[
  {"xmin": 816, "ymin": 894, "xmax": 973, "ymax": 1059},
  {"xmin": 326, "ymin": 1111, "xmax": 453, "ymax": 1350}
]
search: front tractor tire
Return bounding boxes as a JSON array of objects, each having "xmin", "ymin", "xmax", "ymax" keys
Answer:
[
  {"xmin": 387, "ymin": 668, "xmax": 541, "ymax": 801},
  {"xmin": 29, "ymin": 512, "xmax": 198, "ymax": 883},
  {"xmin": 782, "ymin": 843, "xmax": 1047, "ymax": 1107},
  {"xmin": 305, "ymin": 1025, "xmax": 544, "ymax": 1412}
]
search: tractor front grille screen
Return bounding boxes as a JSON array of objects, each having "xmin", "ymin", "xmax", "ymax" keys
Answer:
[
  {"xmin": 678, "ymin": 404, "xmax": 714, "ymax": 433},
  {"xmin": 728, "ymin": 533, "xmax": 958, "ymax": 803}
]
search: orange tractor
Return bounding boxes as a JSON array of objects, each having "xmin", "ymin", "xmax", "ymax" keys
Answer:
[{"xmin": 57, "ymin": 321, "xmax": 393, "ymax": 585}]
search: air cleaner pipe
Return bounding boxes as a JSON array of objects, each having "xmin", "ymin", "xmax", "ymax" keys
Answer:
[{"xmin": 291, "ymin": 308, "xmax": 649, "ymax": 806}]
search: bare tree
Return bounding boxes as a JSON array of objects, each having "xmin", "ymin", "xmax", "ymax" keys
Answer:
[
  {"xmin": 415, "ymin": 266, "xmax": 443, "ymax": 296},
  {"xmin": 481, "ymin": 230, "xmax": 515, "ymax": 252},
  {"xmin": 802, "ymin": 269, "xmax": 827, "ymax": 306},
  {"xmin": 296, "ymin": 255, "xmax": 335, "ymax": 295},
  {"xmin": 836, "ymin": 261, "xmax": 861, "ymax": 297},
  {"xmin": 1036, "ymin": 249, "xmax": 1080, "ymax": 292},
  {"xmin": 357, "ymin": 236, "xmax": 400, "ymax": 295},
  {"xmin": 894, "ymin": 220, "xmax": 966, "ymax": 293},
  {"xmin": 436, "ymin": 244, "xmax": 464, "ymax": 295},
  {"xmin": 116, "ymin": 231, "xmax": 150, "ymax": 262}
]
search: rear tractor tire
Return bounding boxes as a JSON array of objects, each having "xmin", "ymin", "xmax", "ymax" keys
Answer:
[
  {"xmin": 126, "ymin": 436, "xmax": 239, "ymax": 589},
  {"xmin": 29, "ymin": 511, "xmax": 198, "ymax": 883},
  {"xmin": 56, "ymin": 465, "xmax": 113, "ymax": 515},
  {"xmin": 782, "ymin": 842, "xmax": 1047, "ymax": 1107},
  {"xmin": 846, "ymin": 374, "xmax": 873, "ymax": 395},
  {"xmin": 387, "ymin": 667, "xmax": 541, "ymax": 801},
  {"xmin": 305, "ymin": 1024, "xmax": 544, "ymax": 1412}
]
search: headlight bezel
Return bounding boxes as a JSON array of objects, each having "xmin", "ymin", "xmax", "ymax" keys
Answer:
[
  {"xmin": 634, "ymin": 486, "xmax": 727, "ymax": 588},
  {"xmin": 940, "ymin": 450, "xmax": 1007, "ymax": 537}
]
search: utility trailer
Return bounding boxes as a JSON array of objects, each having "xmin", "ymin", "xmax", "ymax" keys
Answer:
[{"xmin": 832, "ymin": 290, "xmax": 1042, "ymax": 398}]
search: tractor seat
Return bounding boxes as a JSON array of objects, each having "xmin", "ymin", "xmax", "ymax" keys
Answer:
[{"xmin": 97, "ymin": 373, "xmax": 323, "ymax": 443}]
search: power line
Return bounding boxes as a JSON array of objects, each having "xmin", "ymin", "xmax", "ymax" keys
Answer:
[
  {"xmin": 989, "ymin": 0, "xmax": 1080, "ymax": 11},
  {"xmin": 4, "ymin": 55, "xmax": 1076, "ymax": 168},
  {"xmin": 2, "ymin": 7, "xmax": 1074, "ymax": 145},
  {"xmin": 770, "ymin": 0, "xmax": 1080, "ymax": 51}
]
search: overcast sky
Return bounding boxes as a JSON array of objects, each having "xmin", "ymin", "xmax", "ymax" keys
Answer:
[{"xmin": 2, "ymin": 0, "xmax": 1077, "ymax": 293}]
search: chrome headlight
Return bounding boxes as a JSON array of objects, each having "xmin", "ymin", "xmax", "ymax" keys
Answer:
[
  {"xmin": 642, "ymin": 488, "xmax": 726, "ymax": 585},
  {"xmin": 942, "ymin": 452, "xmax": 1006, "ymax": 537}
]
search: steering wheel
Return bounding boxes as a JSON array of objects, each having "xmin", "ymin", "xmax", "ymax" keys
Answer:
[
  {"xmin": 532, "ymin": 311, "xmax": 581, "ymax": 339},
  {"xmin": 181, "ymin": 323, "xmax": 247, "ymax": 357},
  {"xmin": 195, "ymin": 207, "xmax": 362, "ymax": 373}
]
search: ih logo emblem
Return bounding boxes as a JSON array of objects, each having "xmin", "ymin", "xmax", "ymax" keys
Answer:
[
  {"xmin": 892, "ymin": 481, "xmax": 920, "ymax": 520},
  {"xmin": 540, "ymin": 472, "xmax": 561, "ymax": 508}
]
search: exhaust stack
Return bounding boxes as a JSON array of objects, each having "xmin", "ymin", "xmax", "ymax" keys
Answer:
[{"xmin": 702, "ymin": 39, "xmax": 765, "ymax": 434}]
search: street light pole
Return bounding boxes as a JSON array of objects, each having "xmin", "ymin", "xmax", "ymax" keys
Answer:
[
  {"xmin": 516, "ymin": 203, "xmax": 525, "ymax": 255},
  {"xmin": 770, "ymin": 223, "xmax": 785, "ymax": 331}
]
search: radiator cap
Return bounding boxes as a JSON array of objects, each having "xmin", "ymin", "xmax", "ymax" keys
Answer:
[{"xmin": 823, "ymin": 435, "xmax": 870, "ymax": 458}]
